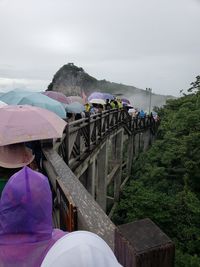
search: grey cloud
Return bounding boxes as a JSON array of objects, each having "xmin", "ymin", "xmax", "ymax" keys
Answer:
[{"xmin": 0, "ymin": 0, "xmax": 200, "ymax": 96}]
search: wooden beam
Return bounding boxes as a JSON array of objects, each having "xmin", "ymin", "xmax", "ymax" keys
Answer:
[{"xmin": 107, "ymin": 164, "xmax": 120, "ymax": 186}]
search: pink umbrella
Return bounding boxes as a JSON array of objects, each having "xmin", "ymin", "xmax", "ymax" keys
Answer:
[
  {"xmin": 42, "ymin": 91, "xmax": 69, "ymax": 104},
  {"xmin": 0, "ymin": 105, "xmax": 67, "ymax": 146}
]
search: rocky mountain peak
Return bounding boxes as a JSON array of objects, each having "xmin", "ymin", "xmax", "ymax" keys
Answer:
[{"xmin": 47, "ymin": 63, "xmax": 97, "ymax": 96}]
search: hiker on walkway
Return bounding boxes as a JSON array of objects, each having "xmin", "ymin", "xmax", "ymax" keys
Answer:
[{"xmin": 105, "ymin": 99, "xmax": 112, "ymax": 110}]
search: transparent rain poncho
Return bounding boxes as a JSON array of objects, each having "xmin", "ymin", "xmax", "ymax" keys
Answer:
[{"xmin": 0, "ymin": 166, "xmax": 66, "ymax": 267}]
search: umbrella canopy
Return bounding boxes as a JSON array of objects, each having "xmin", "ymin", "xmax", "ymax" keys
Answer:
[
  {"xmin": 88, "ymin": 92, "xmax": 114, "ymax": 101},
  {"xmin": 0, "ymin": 89, "xmax": 33, "ymax": 104},
  {"xmin": 121, "ymin": 98, "xmax": 131, "ymax": 105},
  {"xmin": 0, "ymin": 90, "xmax": 66, "ymax": 118},
  {"xmin": 89, "ymin": 98, "xmax": 106, "ymax": 105},
  {"xmin": 0, "ymin": 100, "xmax": 7, "ymax": 108},
  {"xmin": 101, "ymin": 93, "xmax": 114, "ymax": 100},
  {"xmin": 65, "ymin": 102, "xmax": 85, "ymax": 113},
  {"xmin": 88, "ymin": 92, "xmax": 102, "ymax": 101},
  {"xmin": 42, "ymin": 91, "xmax": 69, "ymax": 104},
  {"xmin": 41, "ymin": 231, "xmax": 122, "ymax": 267},
  {"xmin": 0, "ymin": 143, "xmax": 35, "ymax": 168},
  {"xmin": 0, "ymin": 105, "xmax": 67, "ymax": 146},
  {"xmin": 66, "ymin": 96, "xmax": 85, "ymax": 105}
]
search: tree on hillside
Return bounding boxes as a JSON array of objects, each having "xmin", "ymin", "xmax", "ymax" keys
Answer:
[
  {"xmin": 112, "ymin": 76, "xmax": 200, "ymax": 267},
  {"xmin": 188, "ymin": 75, "xmax": 200, "ymax": 93}
]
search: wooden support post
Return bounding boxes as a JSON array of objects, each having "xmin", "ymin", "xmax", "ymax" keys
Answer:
[
  {"xmin": 65, "ymin": 125, "xmax": 70, "ymax": 165},
  {"xmin": 87, "ymin": 115, "xmax": 91, "ymax": 151},
  {"xmin": 87, "ymin": 160, "xmax": 96, "ymax": 198},
  {"xmin": 114, "ymin": 130, "xmax": 123, "ymax": 201},
  {"xmin": 134, "ymin": 133, "xmax": 139, "ymax": 157},
  {"xmin": 96, "ymin": 141, "xmax": 108, "ymax": 211},
  {"xmin": 115, "ymin": 219, "xmax": 175, "ymax": 267},
  {"xmin": 126, "ymin": 134, "xmax": 134, "ymax": 177}
]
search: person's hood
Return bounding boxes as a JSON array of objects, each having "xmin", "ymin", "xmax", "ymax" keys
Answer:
[{"xmin": 0, "ymin": 166, "xmax": 53, "ymax": 244}]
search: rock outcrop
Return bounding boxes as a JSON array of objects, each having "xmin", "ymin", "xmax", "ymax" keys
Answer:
[{"xmin": 47, "ymin": 63, "xmax": 97, "ymax": 97}]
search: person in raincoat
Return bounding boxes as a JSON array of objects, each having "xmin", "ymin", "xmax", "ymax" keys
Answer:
[
  {"xmin": 116, "ymin": 98, "xmax": 123, "ymax": 109},
  {"xmin": 110, "ymin": 100, "xmax": 116, "ymax": 109},
  {"xmin": 138, "ymin": 109, "xmax": 146, "ymax": 127},
  {"xmin": 41, "ymin": 230, "xmax": 122, "ymax": 267},
  {"xmin": 85, "ymin": 103, "xmax": 91, "ymax": 117},
  {"xmin": 85, "ymin": 103, "xmax": 91, "ymax": 113},
  {"xmin": 0, "ymin": 166, "xmax": 66, "ymax": 267},
  {"xmin": 138, "ymin": 109, "xmax": 145, "ymax": 118}
]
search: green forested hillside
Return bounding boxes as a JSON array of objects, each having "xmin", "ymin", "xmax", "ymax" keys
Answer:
[{"xmin": 112, "ymin": 76, "xmax": 200, "ymax": 267}]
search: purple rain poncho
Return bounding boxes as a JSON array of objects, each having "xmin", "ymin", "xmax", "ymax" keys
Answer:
[{"xmin": 0, "ymin": 166, "xmax": 66, "ymax": 267}]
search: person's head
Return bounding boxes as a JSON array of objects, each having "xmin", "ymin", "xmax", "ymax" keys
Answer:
[
  {"xmin": 66, "ymin": 112, "xmax": 73, "ymax": 119},
  {"xmin": 41, "ymin": 231, "xmax": 122, "ymax": 267},
  {"xmin": 0, "ymin": 166, "xmax": 53, "ymax": 244},
  {"xmin": 106, "ymin": 99, "xmax": 110, "ymax": 104}
]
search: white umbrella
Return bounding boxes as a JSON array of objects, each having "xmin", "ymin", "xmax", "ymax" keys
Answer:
[{"xmin": 89, "ymin": 98, "xmax": 106, "ymax": 105}]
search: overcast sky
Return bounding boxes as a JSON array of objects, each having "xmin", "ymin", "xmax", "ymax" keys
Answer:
[{"xmin": 0, "ymin": 0, "xmax": 200, "ymax": 96}]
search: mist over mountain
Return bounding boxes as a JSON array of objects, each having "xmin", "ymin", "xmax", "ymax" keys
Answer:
[{"xmin": 47, "ymin": 63, "xmax": 175, "ymax": 110}]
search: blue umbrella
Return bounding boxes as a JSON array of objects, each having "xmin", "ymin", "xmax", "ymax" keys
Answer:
[
  {"xmin": 0, "ymin": 89, "xmax": 66, "ymax": 118},
  {"xmin": 65, "ymin": 102, "xmax": 85, "ymax": 113},
  {"xmin": 0, "ymin": 89, "xmax": 33, "ymax": 104}
]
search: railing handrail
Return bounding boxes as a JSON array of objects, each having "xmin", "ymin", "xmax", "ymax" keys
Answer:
[
  {"xmin": 42, "ymin": 148, "xmax": 116, "ymax": 249},
  {"xmin": 60, "ymin": 108, "xmax": 157, "ymax": 169}
]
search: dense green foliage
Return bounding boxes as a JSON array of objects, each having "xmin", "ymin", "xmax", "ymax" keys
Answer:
[{"xmin": 112, "ymin": 77, "xmax": 200, "ymax": 266}]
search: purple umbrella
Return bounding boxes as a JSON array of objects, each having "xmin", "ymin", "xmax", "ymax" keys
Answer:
[
  {"xmin": 0, "ymin": 166, "xmax": 66, "ymax": 267},
  {"xmin": 102, "ymin": 93, "xmax": 115, "ymax": 100},
  {"xmin": 88, "ymin": 92, "xmax": 114, "ymax": 101},
  {"xmin": 66, "ymin": 96, "xmax": 85, "ymax": 105},
  {"xmin": 121, "ymin": 98, "xmax": 131, "ymax": 104},
  {"xmin": 88, "ymin": 92, "xmax": 103, "ymax": 101}
]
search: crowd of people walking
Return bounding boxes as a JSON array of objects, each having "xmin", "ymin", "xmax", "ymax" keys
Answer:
[{"xmin": 0, "ymin": 89, "xmax": 125, "ymax": 266}]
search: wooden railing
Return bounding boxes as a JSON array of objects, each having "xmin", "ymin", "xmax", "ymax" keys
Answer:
[
  {"xmin": 42, "ymin": 148, "xmax": 116, "ymax": 248},
  {"xmin": 59, "ymin": 109, "xmax": 156, "ymax": 169},
  {"xmin": 56, "ymin": 179, "xmax": 77, "ymax": 232}
]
